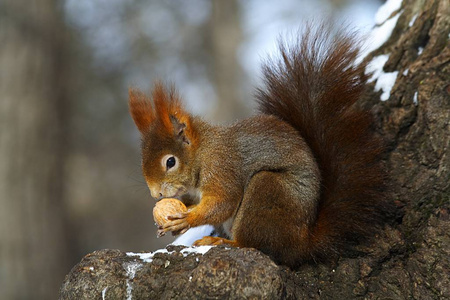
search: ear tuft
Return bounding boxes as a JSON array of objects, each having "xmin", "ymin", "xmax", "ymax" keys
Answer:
[
  {"xmin": 129, "ymin": 82, "xmax": 199, "ymax": 148},
  {"xmin": 152, "ymin": 82, "xmax": 176, "ymax": 131},
  {"xmin": 129, "ymin": 88, "xmax": 154, "ymax": 133}
]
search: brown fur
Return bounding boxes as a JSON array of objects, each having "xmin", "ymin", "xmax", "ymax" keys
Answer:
[
  {"xmin": 256, "ymin": 23, "xmax": 389, "ymax": 262},
  {"xmin": 129, "ymin": 23, "xmax": 389, "ymax": 268}
]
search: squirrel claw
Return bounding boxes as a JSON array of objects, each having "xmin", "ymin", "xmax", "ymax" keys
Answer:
[
  {"xmin": 167, "ymin": 212, "xmax": 187, "ymax": 220},
  {"xmin": 161, "ymin": 216, "xmax": 190, "ymax": 234},
  {"xmin": 170, "ymin": 227, "xmax": 189, "ymax": 236}
]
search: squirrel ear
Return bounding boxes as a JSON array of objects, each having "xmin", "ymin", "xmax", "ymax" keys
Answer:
[
  {"xmin": 129, "ymin": 88, "xmax": 154, "ymax": 133},
  {"xmin": 170, "ymin": 115, "xmax": 191, "ymax": 145},
  {"xmin": 152, "ymin": 82, "xmax": 196, "ymax": 146}
]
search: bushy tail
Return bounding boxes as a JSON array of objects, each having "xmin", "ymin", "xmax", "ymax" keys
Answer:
[{"xmin": 256, "ymin": 23, "xmax": 389, "ymax": 260}]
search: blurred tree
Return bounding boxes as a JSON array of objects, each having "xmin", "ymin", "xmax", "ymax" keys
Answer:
[
  {"xmin": 60, "ymin": 1, "xmax": 200, "ymax": 256},
  {"xmin": 0, "ymin": 0, "xmax": 74, "ymax": 298},
  {"xmin": 209, "ymin": 0, "xmax": 250, "ymax": 122},
  {"xmin": 60, "ymin": 0, "xmax": 248, "ymax": 260}
]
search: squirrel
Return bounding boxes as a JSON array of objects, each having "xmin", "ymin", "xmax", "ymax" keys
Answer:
[{"xmin": 128, "ymin": 24, "xmax": 389, "ymax": 268}]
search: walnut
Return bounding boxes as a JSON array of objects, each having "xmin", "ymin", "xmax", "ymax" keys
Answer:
[{"xmin": 152, "ymin": 198, "xmax": 187, "ymax": 227}]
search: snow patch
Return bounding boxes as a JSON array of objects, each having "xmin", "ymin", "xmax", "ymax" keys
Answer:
[
  {"xmin": 181, "ymin": 245, "xmax": 213, "ymax": 256},
  {"xmin": 403, "ymin": 69, "xmax": 409, "ymax": 76},
  {"xmin": 172, "ymin": 225, "xmax": 215, "ymax": 246},
  {"xmin": 413, "ymin": 92, "xmax": 418, "ymax": 105},
  {"xmin": 126, "ymin": 248, "xmax": 170, "ymax": 263},
  {"xmin": 126, "ymin": 245, "xmax": 214, "ymax": 263},
  {"xmin": 366, "ymin": 54, "xmax": 390, "ymax": 83},
  {"xmin": 366, "ymin": 54, "xmax": 398, "ymax": 101},
  {"xmin": 375, "ymin": 71, "xmax": 399, "ymax": 101},
  {"xmin": 358, "ymin": 10, "xmax": 402, "ymax": 63},
  {"xmin": 418, "ymin": 47, "xmax": 424, "ymax": 55},
  {"xmin": 375, "ymin": 0, "xmax": 402, "ymax": 25},
  {"xmin": 102, "ymin": 287, "xmax": 108, "ymax": 300},
  {"xmin": 123, "ymin": 262, "xmax": 142, "ymax": 300},
  {"xmin": 409, "ymin": 13, "xmax": 418, "ymax": 27}
]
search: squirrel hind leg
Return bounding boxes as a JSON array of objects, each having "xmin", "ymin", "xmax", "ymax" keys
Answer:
[
  {"xmin": 192, "ymin": 236, "xmax": 239, "ymax": 247},
  {"xmin": 232, "ymin": 170, "xmax": 317, "ymax": 268}
]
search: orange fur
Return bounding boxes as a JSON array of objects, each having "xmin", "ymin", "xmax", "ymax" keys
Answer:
[
  {"xmin": 128, "ymin": 88, "xmax": 154, "ymax": 133},
  {"xmin": 129, "ymin": 83, "xmax": 199, "ymax": 149},
  {"xmin": 152, "ymin": 83, "xmax": 175, "ymax": 132}
]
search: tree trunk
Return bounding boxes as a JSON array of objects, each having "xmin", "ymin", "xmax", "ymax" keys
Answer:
[
  {"xmin": 59, "ymin": 0, "xmax": 450, "ymax": 298},
  {"xmin": 209, "ymin": 0, "xmax": 250, "ymax": 122},
  {"xmin": 0, "ymin": 0, "xmax": 72, "ymax": 298}
]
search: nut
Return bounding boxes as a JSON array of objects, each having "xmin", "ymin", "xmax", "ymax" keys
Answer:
[{"xmin": 153, "ymin": 198, "xmax": 187, "ymax": 226}]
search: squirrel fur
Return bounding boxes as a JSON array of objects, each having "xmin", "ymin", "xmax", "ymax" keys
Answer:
[{"xmin": 129, "ymin": 24, "xmax": 388, "ymax": 268}]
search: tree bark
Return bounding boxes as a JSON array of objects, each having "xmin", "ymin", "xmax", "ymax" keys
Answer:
[
  {"xmin": 60, "ymin": 0, "xmax": 449, "ymax": 299},
  {"xmin": 0, "ymin": 0, "xmax": 73, "ymax": 298}
]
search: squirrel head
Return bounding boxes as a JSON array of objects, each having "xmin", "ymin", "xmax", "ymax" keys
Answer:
[{"xmin": 129, "ymin": 83, "xmax": 199, "ymax": 200}]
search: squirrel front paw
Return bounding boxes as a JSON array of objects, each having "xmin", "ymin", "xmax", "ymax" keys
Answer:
[{"xmin": 157, "ymin": 212, "xmax": 190, "ymax": 237}]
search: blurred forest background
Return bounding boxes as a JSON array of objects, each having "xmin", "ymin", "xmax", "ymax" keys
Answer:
[{"xmin": 0, "ymin": 0, "xmax": 383, "ymax": 298}]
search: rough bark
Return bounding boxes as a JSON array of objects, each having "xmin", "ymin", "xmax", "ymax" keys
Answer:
[{"xmin": 60, "ymin": 0, "xmax": 449, "ymax": 299}]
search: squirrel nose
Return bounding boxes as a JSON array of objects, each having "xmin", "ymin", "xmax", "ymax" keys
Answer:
[
  {"xmin": 147, "ymin": 184, "xmax": 162, "ymax": 200},
  {"xmin": 151, "ymin": 190, "xmax": 163, "ymax": 200},
  {"xmin": 151, "ymin": 190, "xmax": 163, "ymax": 201}
]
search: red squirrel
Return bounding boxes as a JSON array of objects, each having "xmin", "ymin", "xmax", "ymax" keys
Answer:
[{"xmin": 128, "ymin": 24, "xmax": 388, "ymax": 268}]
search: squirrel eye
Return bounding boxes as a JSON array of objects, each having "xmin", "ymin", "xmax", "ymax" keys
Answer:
[
  {"xmin": 161, "ymin": 154, "xmax": 179, "ymax": 172},
  {"xmin": 166, "ymin": 156, "xmax": 176, "ymax": 169}
]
